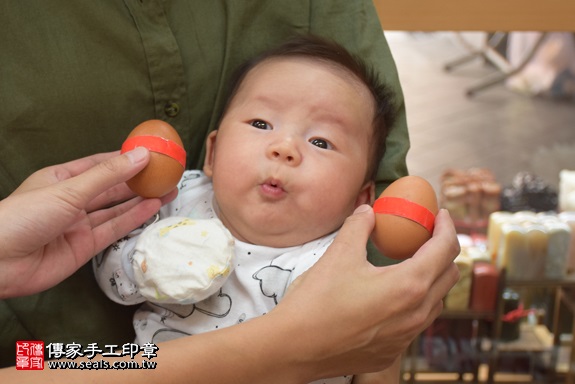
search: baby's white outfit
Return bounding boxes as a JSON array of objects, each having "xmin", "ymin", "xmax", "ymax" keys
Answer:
[{"xmin": 94, "ymin": 170, "xmax": 351, "ymax": 384}]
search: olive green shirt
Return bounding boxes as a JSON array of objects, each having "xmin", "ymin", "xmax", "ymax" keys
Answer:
[{"xmin": 0, "ymin": 0, "xmax": 409, "ymax": 367}]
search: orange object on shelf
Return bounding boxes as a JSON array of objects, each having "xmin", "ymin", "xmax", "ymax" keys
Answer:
[{"xmin": 470, "ymin": 262, "xmax": 499, "ymax": 313}]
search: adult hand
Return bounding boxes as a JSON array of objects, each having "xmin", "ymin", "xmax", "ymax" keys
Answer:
[
  {"xmin": 0, "ymin": 206, "xmax": 458, "ymax": 384},
  {"xmin": 271, "ymin": 205, "xmax": 460, "ymax": 381},
  {"xmin": 0, "ymin": 148, "xmax": 176, "ymax": 299}
]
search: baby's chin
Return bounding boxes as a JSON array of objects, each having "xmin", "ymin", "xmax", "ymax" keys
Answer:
[
  {"xmin": 215, "ymin": 203, "xmax": 342, "ymax": 248},
  {"xmin": 234, "ymin": 227, "xmax": 337, "ymax": 249}
]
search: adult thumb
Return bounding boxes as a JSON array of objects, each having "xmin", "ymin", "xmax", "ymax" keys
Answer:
[
  {"xmin": 328, "ymin": 204, "xmax": 375, "ymax": 259},
  {"xmin": 286, "ymin": 204, "xmax": 375, "ymax": 294},
  {"xmin": 63, "ymin": 147, "xmax": 150, "ymax": 204}
]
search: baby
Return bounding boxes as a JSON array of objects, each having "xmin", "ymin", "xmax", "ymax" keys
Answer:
[{"xmin": 95, "ymin": 35, "xmax": 398, "ymax": 383}]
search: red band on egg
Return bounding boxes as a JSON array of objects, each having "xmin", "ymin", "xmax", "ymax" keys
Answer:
[
  {"xmin": 121, "ymin": 136, "xmax": 186, "ymax": 168},
  {"xmin": 373, "ymin": 197, "xmax": 435, "ymax": 234}
]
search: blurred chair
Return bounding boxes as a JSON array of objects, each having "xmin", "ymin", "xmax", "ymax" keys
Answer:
[{"xmin": 372, "ymin": 0, "xmax": 574, "ymax": 96}]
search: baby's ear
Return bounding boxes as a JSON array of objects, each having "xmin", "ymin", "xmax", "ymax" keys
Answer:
[
  {"xmin": 203, "ymin": 130, "xmax": 218, "ymax": 177},
  {"xmin": 355, "ymin": 181, "xmax": 375, "ymax": 208}
]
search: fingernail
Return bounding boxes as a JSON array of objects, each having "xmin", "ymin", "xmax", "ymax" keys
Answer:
[
  {"xmin": 354, "ymin": 204, "xmax": 372, "ymax": 214},
  {"xmin": 125, "ymin": 147, "xmax": 149, "ymax": 164}
]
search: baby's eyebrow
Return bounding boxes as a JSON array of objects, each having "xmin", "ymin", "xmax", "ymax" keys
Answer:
[
  {"xmin": 250, "ymin": 93, "xmax": 355, "ymax": 133},
  {"xmin": 320, "ymin": 113, "xmax": 347, "ymax": 128},
  {"xmin": 252, "ymin": 94, "xmax": 282, "ymax": 109},
  {"xmin": 310, "ymin": 108, "xmax": 356, "ymax": 134}
]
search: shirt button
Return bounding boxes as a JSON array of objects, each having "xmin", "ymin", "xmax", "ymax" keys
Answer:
[{"xmin": 164, "ymin": 101, "xmax": 180, "ymax": 117}]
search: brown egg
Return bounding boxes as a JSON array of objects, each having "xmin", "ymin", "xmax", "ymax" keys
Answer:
[
  {"xmin": 371, "ymin": 176, "xmax": 438, "ymax": 260},
  {"xmin": 121, "ymin": 120, "xmax": 186, "ymax": 198}
]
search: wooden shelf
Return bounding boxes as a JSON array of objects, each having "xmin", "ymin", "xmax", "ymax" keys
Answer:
[
  {"xmin": 373, "ymin": 0, "xmax": 575, "ymax": 32},
  {"xmin": 495, "ymin": 324, "xmax": 553, "ymax": 353},
  {"xmin": 403, "ymin": 271, "xmax": 575, "ymax": 383}
]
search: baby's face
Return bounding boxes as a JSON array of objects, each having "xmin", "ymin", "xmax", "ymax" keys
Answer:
[{"xmin": 204, "ymin": 57, "xmax": 375, "ymax": 247}]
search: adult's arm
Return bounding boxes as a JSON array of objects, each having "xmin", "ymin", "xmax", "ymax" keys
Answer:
[
  {"xmin": 0, "ymin": 0, "xmax": 412, "ymax": 367},
  {"xmin": 0, "ymin": 207, "xmax": 459, "ymax": 383}
]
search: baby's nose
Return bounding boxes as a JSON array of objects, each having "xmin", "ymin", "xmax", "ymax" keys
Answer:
[{"xmin": 266, "ymin": 137, "xmax": 302, "ymax": 166}]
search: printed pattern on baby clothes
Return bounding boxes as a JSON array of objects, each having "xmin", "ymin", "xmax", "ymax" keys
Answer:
[{"xmin": 94, "ymin": 170, "xmax": 350, "ymax": 384}]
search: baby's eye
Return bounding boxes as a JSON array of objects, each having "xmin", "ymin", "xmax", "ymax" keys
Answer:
[
  {"xmin": 310, "ymin": 138, "xmax": 332, "ymax": 150},
  {"xmin": 250, "ymin": 120, "xmax": 272, "ymax": 130}
]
